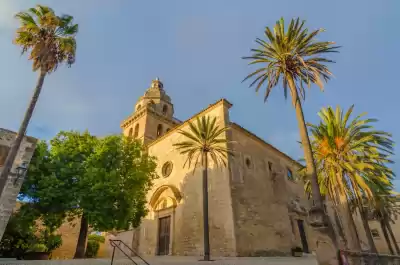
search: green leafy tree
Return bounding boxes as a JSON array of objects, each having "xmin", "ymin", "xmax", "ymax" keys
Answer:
[
  {"xmin": 0, "ymin": 208, "xmax": 37, "ymax": 258},
  {"xmin": 242, "ymin": 17, "xmax": 339, "ymax": 226},
  {"xmin": 173, "ymin": 116, "xmax": 233, "ymax": 261},
  {"xmin": 0, "ymin": 5, "xmax": 78, "ymax": 196},
  {"xmin": 21, "ymin": 131, "xmax": 157, "ymax": 259},
  {"xmin": 303, "ymin": 105, "xmax": 395, "ymax": 252}
]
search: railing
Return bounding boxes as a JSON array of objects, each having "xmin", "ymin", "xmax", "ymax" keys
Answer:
[
  {"xmin": 339, "ymin": 250, "xmax": 400, "ymax": 265},
  {"xmin": 109, "ymin": 239, "xmax": 150, "ymax": 265}
]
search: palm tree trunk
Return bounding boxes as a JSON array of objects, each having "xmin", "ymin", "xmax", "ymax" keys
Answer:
[
  {"xmin": 287, "ymin": 77, "xmax": 323, "ymax": 212},
  {"xmin": 380, "ymin": 219, "xmax": 394, "ymax": 255},
  {"xmin": 0, "ymin": 70, "xmax": 46, "ymax": 197},
  {"xmin": 344, "ymin": 198, "xmax": 361, "ymax": 251},
  {"xmin": 202, "ymin": 152, "xmax": 210, "ymax": 261},
  {"xmin": 360, "ymin": 207, "xmax": 378, "ymax": 253},
  {"xmin": 74, "ymin": 214, "xmax": 89, "ymax": 259},
  {"xmin": 385, "ymin": 217, "xmax": 400, "ymax": 254}
]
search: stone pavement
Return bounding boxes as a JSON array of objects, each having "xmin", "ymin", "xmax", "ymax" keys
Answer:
[{"xmin": 0, "ymin": 256, "xmax": 318, "ymax": 265}]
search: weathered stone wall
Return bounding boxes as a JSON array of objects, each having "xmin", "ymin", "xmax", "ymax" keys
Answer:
[
  {"xmin": 228, "ymin": 124, "xmax": 312, "ymax": 256},
  {"xmin": 0, "ymin": 128, "xmax": 37, "ymax": 240},
  {"xmin": 138, "ymin": 100, "xmax": 237, "ymax": 257}
]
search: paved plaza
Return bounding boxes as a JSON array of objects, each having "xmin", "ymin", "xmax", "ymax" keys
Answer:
[{"xmin": 0, "ymin": 256, "xmax": 318, "ymax": 265}]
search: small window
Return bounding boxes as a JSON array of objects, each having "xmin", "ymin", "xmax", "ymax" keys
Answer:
[
  {"xmin": 287, "ymin": 168, "xmax": 294, "ymax": 181},
  {"xmin": 268, "ymin": 161, "xmax": 273, "ymax": 171},
  {"xmin": 134, "ymin": 124, "xmax": 139, "ymax": 138},
  {"xmin": 371, "ymin": 229, "xmax": 380, "ymax": 238},
  {"xmin": 166, "ymin": 128, "xmax": 170, "ymax": 132},
  {"xmin": 157, "ymin": 124, "xmax": 163, "ymax": 137},
  {"xmin": 162, "ymin": 161, "xmax": 173, "ymax": 178},
  {"xmin": 128, "ymin": 128, "xmax": 133, "ymax": 137},
  {"xmin": 162, "ymin": 105, "xmax": 168, "ymax": 115},
  {"xmin": 245, "ymin": 158, "xmax": 251, "ymax": 169}
]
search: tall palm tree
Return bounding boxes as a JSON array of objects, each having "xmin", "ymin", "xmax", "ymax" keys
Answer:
[
  {"xmin": 0, "ymin": 5, "xmax": 78, "ymax": 196},
  {"xmin": 242, "ymin": 17, "xmax": 339, "ymax": 226},
  {"xmin": 304, "ymin": 105, "xmax": 394, "ymax": 253},
  {"xmin": 173, "ymin": 116, "xmax": 233, "ymax": 261}
]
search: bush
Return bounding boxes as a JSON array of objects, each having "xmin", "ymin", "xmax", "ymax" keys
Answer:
[
  {"xmin": 85, "ymin": 240, "xmax": 100, "ymax": 258},
  {"xmin": 29, "ymin": 243, "xmax": 48, "ymax": 253},
  {"xmin": 88, "ymin": 234, "xmax": 105, "ymax": 243}
]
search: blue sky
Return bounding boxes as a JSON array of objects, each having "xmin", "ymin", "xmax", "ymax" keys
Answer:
[{"xmin": 1, "ymin": 0, "xmax": 399, "ymax": 187}]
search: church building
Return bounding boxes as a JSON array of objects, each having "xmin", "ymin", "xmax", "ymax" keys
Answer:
[{"xmin": 120, "ymin": 78, "xmax": 316, "ymax": 257}]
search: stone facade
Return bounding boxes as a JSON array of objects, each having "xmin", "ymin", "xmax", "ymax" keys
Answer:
[
  {"xmin": 120, "ymin": 79, "xmax": 325, "ymax": 258},
  {"xmin": 0, "ymin": 128, "xmax": 37, "ymax": 240}
]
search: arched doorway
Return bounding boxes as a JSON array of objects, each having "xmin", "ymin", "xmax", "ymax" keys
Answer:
[{"xmin": 149, "ymin": 185, "xmax": 182, "ymax": 256}]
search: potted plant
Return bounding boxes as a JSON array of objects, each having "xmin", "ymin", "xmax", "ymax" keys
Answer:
[
  {"xmin": 291, "ymin": 246, "xmax": 303, "ymax": 257},
  {"xmin": 23, "ymin": 243, "xmax": 50, "ymax": 260}
]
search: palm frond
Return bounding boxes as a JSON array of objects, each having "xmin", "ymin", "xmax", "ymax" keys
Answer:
[
  {"xmin": 173, "ymin": 116, "xmax": 233, "ymax": 173},
  {"xmin": 243, "ymin": 17, "xmax": 339, "ymax": 105}
]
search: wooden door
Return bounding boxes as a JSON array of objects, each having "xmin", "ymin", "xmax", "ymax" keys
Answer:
[{"xmin": 158, "ymin": 216, "xmax": 171, "ymax": 255}]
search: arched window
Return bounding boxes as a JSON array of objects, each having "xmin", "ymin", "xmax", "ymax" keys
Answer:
[
  {"xmin": 157, "ymin": 124, "xmax": 163, "ymax": 137},
  {"xmin": 134, "ymin": 124, "xmax": 139, "ymax": 138},
  {"xmin": 162, "ymin": 105, "xmax": 168, "ymax": 115},
  {"xmin": 128, "ymin": 128, "xmax": 133, "ymax": 137}
]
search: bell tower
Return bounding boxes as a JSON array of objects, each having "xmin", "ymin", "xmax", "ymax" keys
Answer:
[{"xmin": 121, "ymin": 78, "xmax": 181, "ymax": 144}]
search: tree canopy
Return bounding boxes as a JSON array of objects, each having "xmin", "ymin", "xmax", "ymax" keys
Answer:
[{"xmin": 20, "ymin": 131, "xmax": 157, "ymax": 257}]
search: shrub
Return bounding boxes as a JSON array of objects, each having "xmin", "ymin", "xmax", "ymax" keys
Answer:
[
  {"xmin": 85, "ymin": 240, "xmax": 100, "ymax": 258},
  {"xmin": 29, "ymin": 243, "xmax": 48, "ymax": 252},
  {"xmin": 88, "ymin": 234, "xmax": 105, "ymax": 243}
]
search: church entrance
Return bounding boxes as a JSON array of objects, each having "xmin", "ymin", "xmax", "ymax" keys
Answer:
[
  {"xmin": 158, "ymin": 216, "xmax": 171, "ymax": 255},
  {"xmin": 297, "ymin": 219, "xmax": 309, "ymax": 253}
]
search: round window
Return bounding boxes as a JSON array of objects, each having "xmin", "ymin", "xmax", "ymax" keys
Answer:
[{"xmin": 162, "ymin": 161, "xmax": 173, "ymax": 178}]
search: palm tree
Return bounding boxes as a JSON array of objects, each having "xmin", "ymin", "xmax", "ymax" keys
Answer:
[
  {"xmin": 304, "ymin": 105, "xmax": 394, "ymax": 252},
  {"xmin": 173, "ymin": 116, "xmax": 233, "ymax": 261},
  {"xmin": 0, "ymin": 5, "xmax": 78, "ymax": 197},
  {"xmin": 242, "ymin": 17, "xmax": 339, "ymax": 226}
]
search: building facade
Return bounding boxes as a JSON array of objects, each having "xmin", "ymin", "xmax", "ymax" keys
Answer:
[
  {"xmin": 0, "ymin": 128, "xmax": 37, "ymax": 240},
  {"xmin": 120, "ymin": 79, "xmax": 332, "ymax": 257}
]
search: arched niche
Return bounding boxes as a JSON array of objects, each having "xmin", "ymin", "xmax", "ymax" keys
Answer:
[{"xmin": 149, "ymin": 185, "xmax": 182, "ymax": 210}]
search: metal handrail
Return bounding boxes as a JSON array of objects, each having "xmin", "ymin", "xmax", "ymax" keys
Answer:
[
  {"xmin": 339, "ymin": 249, "xmax": 400, "ymax": 265},
  {"xmin": 109, "ymin": 239, "xmax": 150, "ymax": 265}
]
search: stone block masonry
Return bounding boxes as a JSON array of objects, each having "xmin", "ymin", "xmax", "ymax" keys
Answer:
[{"xmin": 0, "ymin": 128, "xmax": 37, "ymax": 240}]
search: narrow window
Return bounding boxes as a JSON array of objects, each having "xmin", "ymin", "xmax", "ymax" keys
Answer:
[
  {"xmin": 162, "ymin": 105, "xmax": 168, "ymax": 115},
  {"xmin": 128, "ymin": 128, "xmax": 133, "ymax": 137},
  {"xmin": 134, "ymin": 124, "xmax": 139, "ymax": 138},
  {"xmin": 157, "ymin": 124, "xmax": 163, "ymax": 137},
  {"xmin": 245, "ymin": 158, "xmax": 251, "ymax": 169},
  {"xmin": 268, "ymin": 161, "xmax": 273, "ymax": 171},
  {"xmin": 287, "ymin": 168, "xmax": 294, "ymax": 181}
]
